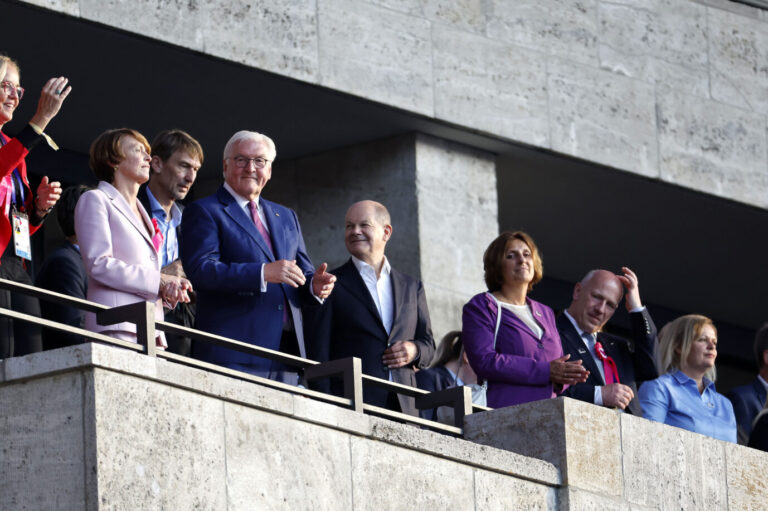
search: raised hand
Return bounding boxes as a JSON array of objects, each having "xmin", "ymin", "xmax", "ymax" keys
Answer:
[
  {"xmin": 35, "ymin": 176, "xmax": 61, "ymax": 215},
  {"xmin": 30, "ymin": 76, "xmax": 72, "ymax": 131},
  {"xmin": 311, "ymin": 262, "xmax": 336, "ymax": 299}
]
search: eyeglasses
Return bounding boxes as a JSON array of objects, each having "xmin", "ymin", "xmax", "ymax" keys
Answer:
[
  {"xmin": 228, "ymin": 156, "xmax": 270, "ymax": 169},
  {"xmin": 0, "ymin": 81, "xmax": 24, "ymax": 101}
]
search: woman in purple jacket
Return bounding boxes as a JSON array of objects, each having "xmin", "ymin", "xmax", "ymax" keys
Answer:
[{"xmin": 462, "ymin": 231, "xmax": 588, "ymax": 408}]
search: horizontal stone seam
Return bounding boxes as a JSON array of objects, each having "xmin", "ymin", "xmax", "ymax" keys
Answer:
[{"xmin": 363, "ymin": 437, "xmax": 562, "ymax": 487}]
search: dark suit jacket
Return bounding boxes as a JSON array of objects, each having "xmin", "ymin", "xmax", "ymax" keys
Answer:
[
  {"xmin": 748, "ymin": 411, "xmax": 768, "ymax": 452},
  {"xmin": 138, "ymin": 186, "xmax": 195, "ymax": 356},
  {"xmin": 180, "ymin": 186, "xmax": 314, "ymax": 375},
  {"xmin": 727, "ymin": 377, "xmax": 768, "ymax": 444},
  {"xmin": 307, "ymin": 259, "xmax": 435, "ymax": 416},
  {"xmin": 415, "ymin": 366, "xmax": 455, "ymax": 421},
  {"xmin": 34, "ymin": 241, "xmax": 87, "ymax": 350},
  {"xmin": 557, "ymin": 309, "xmax": 658, "ymax": 415}
]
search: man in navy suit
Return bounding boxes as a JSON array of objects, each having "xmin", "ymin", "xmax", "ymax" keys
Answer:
[
  {"xmin": 180, "ymin": 131, "xmax": 335, "ymax": 383},
  {"xmin": 727, "ymin": 324, "xmax": 768, "ymax": 444},
  {"xmin": 557, "ymin": 268, "xmax": 657, "ymax": 415},
  {"xmin": 306, "ymin": 200, "xmax": 435, "ymax": 416},
  {"xmin": 35, "ymin": 185, "xmax": 90, "ymax": 350}
]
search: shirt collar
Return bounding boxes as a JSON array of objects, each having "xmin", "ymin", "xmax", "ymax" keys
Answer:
[
  {"xmin": 146, "ymin": 186, "xmax": 182, "ymax": 225},
  {"xmin": 671, "ymin": 369, "xmax": 715, "ymax": 391},
  {"xmin": 351, "ymin": 255, "xmax": 390, "ymax": 278},
  {"xmin": 224, "ymin": 182, "xmax": 259, "ymax": 212},
  {"xmin": 564, "ymin": 309, "xmax": 593, "ymax": 339}
]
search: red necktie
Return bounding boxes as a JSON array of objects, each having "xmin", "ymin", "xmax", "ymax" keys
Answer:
[
  {"xmin": 248, "ymin": 201, "xmax": 274, "ymax": 256},
  {"xmin": 594, "ymin": 341, "xmax": 620, "ymax": 385}
]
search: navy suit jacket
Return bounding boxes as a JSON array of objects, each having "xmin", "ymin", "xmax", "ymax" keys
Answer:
[
  {"xmin": 557, "ymin": 309, "xmax": 658, "ymax": 415},
  {"xmin": 180, "ymin": 186, "xmax": 314, "ymax": 373},
  {"xmin": 727, "ymin": 377, "xmax": 767, "ymax": 444},
  {"xmin": 35, "ymin": 241, "xmax": 87, "ymax": 350},
  {"xmin": 306, "ymin": 259, "xmax": 435, "ymax": 416}
]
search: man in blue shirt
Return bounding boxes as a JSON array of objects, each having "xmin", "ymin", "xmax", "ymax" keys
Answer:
[
  {"xmin": 727, "ymin": 324, "xmax": 768, "ymax": 444},
  {"xmin": 138, "ymin": 129, "xmax": 203, "ymax": 356}
]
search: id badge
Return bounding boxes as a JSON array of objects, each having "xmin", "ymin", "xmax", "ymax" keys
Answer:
[{"xmin": 12, "ymin": 209, "xmax": 32, "ymax": 260}]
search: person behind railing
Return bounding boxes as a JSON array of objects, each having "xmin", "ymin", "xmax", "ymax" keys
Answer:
[
  {"xmin": 180, "ymin": 130, "xmax": 335, "ymax": 384},
  {"xmin": 304, "ymin": 200, "xmax": 435, "ymax": 416},
  {"xmin": 0, "ymin": 54, "xmax": 71, "ymax": 358},
  {"xmin": 35, "ymin": 185, "xmax": 90, "ymax": 350},
  {"xmin": 74, "ymin": 129, "xmax": 192, "ymax": 347},
  {"xmin": 138, "ymin": 129, "xmax": 203, "ymax": 357},
  {"xmin": 748, "ymin": 397, "xmax": 768, "ymax": 452},
  {"xmin": 726, "ymin": 323, "xmax": 768, "ymax": 444},
  {"xmin": 462, "ymin": 231, "xmax": 588, "ymax": 408},
  {"xmin": 416, "ymin": 330, "xmax": 483, "ymax": 422},
  {"xmin": 638, "ymin": 314, "xmax": 737, "ymax": 443},
  {"xmin": 556, "ymin": 268, "xmax": 658, "ymax": 415}
]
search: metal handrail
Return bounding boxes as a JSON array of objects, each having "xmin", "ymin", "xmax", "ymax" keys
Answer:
[{"xmin": 0, "ymin": 278, "xmax": 490, "ymax": 434}]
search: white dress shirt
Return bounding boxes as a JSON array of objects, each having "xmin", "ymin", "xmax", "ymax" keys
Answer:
[{"xmin": 351, "ymin": 255, "xmax": 393, "ymax": 335}]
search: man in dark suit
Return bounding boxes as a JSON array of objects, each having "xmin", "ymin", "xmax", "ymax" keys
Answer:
[
  {"xmin": 35, "ymin": 185, "xmax": 90, "ymax": 350},
  {"xmin": 308, "ymin": 200, "xmax": 435, "ymax": 416},
  {"xmin": 727, "ymin": 324, "xmax": 768, "ymax": 444},
  {"xmin": 180, "ymin": 130, "xmax": 335, "ymax": 384},
  {"xmin": 138, "ymin": 129, "xmax": 203, "ymax": 356},
  {"xmin": 557, "ymin": 268, "xmax": 657, "ymax": 415}
]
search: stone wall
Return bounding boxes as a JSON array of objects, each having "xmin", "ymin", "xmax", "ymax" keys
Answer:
[
  {"xmin": 464, "ymin": 397, "xmax": 768, "ymax": 510},
  {"xmin": 20, "ymin": 0, "xmax": 768, "ymax": 208},
  {"xmin": 0, "ymin": 344, "xmax": 558, "ymax": 510},
  {"xmin": 3, "ymin": 345, "xmax": 767, "ymax": 509}
]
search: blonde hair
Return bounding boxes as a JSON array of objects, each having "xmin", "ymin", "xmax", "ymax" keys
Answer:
[{"xmin": 657, "ymin": 314, "xmax": 717, "ymax": 382}]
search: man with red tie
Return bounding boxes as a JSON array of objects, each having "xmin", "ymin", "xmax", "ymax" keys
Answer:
[
  {"xmin": 180, "ymin": 131, "xmax": 335, "ymax": 384},
  {"xmin": 556, "ymin": 268, "xmax": 658, "ymax": 414}
]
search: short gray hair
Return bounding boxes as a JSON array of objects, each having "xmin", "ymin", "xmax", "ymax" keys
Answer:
[{"xmin": 223, "ymin": 130, "xmax": 276, "ymax": 162}]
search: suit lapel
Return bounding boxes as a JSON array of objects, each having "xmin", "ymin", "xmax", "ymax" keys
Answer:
[
  {"xmin": 338, "ymin": 260, "xmax": 388, "ymax": 336},
  {"xmin": 261, "ymin": 199, "xmax": 285, "ymax": 259},
  {"xmin": 387, "ymin": 269, "xmax": 405, "ymax": 343},
  {"xmin": 560, "ymin": 316, "xmax": 604, "ymax": 385},
  {"xmin": 218, "ymin": 187, "xmax": 275, "ymax": 261},
  {"xmin": 99, "ymin": 182, "xmax": 154, "ymax": 249}
]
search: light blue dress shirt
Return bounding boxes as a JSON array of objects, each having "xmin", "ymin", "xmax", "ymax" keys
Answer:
[
  {"xmin": 145, "ymin": 188, "xmax": 182, "ymax": 267},
  {"xmin": 639, "ymin": 370, "xmax": 737, "ymax": 443}
]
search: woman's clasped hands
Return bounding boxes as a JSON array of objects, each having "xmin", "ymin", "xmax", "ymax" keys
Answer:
[
  {"xmin": 159, "ymin": 274, "xmax": 193, "ymax": 309},
  {"xmin": 549, "ymin": 354, "xmax": 590, "ymax": 385}
]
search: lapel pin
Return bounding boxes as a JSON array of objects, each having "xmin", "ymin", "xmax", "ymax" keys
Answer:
[
  {"xmin": 534, "ymin": 310, "xmax": 542, "ymax": 317},
  {"xmin": 275, "ymin": 212, "xmax": 280, "ymax": 217},
  {"xmin": 578, "ymin": 348, "xmax": 586, "ymax": 354}
]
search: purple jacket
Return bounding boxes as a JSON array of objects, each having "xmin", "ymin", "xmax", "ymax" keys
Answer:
[{"xmin": 462, "ymin": 292, "xmax": 564, "ymax": 408}]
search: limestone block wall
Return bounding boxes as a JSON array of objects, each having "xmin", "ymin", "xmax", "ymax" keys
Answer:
[
  {"xmin": 0, "ymin": 344, "xmax": 559, "ymax": 510},
  {"xmin": 20, "ymin": 0, "xmax": 768, "ymax": 208},
  {"xmin": 464, "ymin": 397, "xmax": 768, "ymax": 510}
]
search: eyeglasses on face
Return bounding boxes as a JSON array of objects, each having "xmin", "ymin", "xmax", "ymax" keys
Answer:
[
  {"xmin": 228, "ymin": 156, "xmax": 270, "ymax": 169},
  {"xmin": 0, "ymin": 81, "xmax": 24, "ymax": 101}
]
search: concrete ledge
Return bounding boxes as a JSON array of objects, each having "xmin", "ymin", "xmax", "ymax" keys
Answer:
[
  {"xmin": 464, "ymin": 396, "xmax": 768, "ymax": 509},
  {"xmin": 1, "ymin": 345, "xmax": 560, "ymax": 509}
]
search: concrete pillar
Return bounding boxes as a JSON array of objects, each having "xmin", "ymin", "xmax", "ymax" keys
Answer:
[{"xmin": 290, "ymin": 133, "xmax": 498, "ymax": 341}]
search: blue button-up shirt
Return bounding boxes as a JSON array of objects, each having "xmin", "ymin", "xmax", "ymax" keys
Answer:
[
  {"xmin": 145, "ymin": 188, "xmax": 182, "ymax": 267},
  {"xmin": 639, "ymin": 370, "xmax": 737, "ymax": 443}
]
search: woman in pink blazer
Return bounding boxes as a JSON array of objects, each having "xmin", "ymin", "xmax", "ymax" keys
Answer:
[{"xmin": 75, "ymin": 128, "xmax": 191, "ymax": 347}]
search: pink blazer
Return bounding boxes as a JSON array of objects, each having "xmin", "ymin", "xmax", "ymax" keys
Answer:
[{"xmin": 74, "ymin": 181, "xmax": 165, "ymax": 344}]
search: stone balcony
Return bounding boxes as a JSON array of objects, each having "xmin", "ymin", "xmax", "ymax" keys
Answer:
[{"xmin": 1, "ymin": 343, "xmax": 765, "ymax": 509}]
